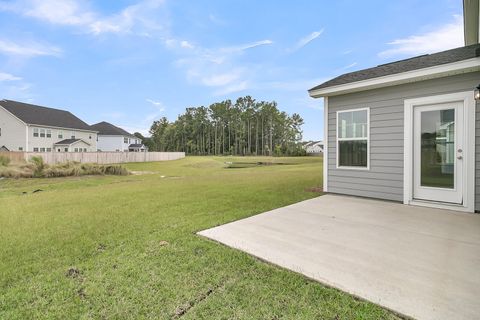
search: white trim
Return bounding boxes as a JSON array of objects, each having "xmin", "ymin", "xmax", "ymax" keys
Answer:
[
  {"xmin": 309, "ymin": 57, "xmax": 480, "ymax": 98},
  {"xmin": 335, "ymin": 107, "xmax": 370, "ymax": 170},
  {"xmin": 403, "ymin": 91, "xmax": 475, "ymax": 213},
  {"xmin": 323, "ymin": 97, "xmax": 328, "ymax": 192},
  {"xmin": 28, "ymin": 123, "xmax": 98, "ymax": 134}
]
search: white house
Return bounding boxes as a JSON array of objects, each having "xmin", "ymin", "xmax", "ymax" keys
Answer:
[
  {"xmin": 303, "ymin": 141, "xmax": 323, "ymax": 155},
  {"xmin": 91, "ymin": 121, "xmax": 147, "ymax": 152},
  {"xmin": 0, "ymin": 99, "xmax": 97, "ymax": 152}
]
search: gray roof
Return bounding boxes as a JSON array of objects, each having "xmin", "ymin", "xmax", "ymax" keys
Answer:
[
  {"xmin": 54, "ymin": 139, "xmax": 85, "ymax": 145},
  {"xmin": 0, "ymin": 99, "xmax": 94, "ymax": 131},
  {"xmin": 91, "ymin": 121, "xmax": 136, "ymax": 138},
  {"xmin": 309, "ymin": 44, "xmax": 480, "ymax": 92},
  {"xmin": 129, "ymin": 144, "xmax": 145, "ymax": 148}
]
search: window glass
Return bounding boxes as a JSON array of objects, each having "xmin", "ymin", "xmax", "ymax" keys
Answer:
[
  {"xmin": 338, "ymin": 110, "xmax": 368, "ymax": 139},
  {"xmin": 40, "ymin": 147, "xmax": 45, "ymax": 152},
  {"xmin": 33, "ymin": 147, "xmax": 39, "ymax": 152},
  {"xmin": 40, "ymin": 129, "xmax": 45, "ymax": 138},
  {"xmin": 337, "ymin": 109, "xmax": 369, "ymax": 168},
  {"xmin": 46, "ymin": 129, "xmax": 51, "ymax": 138},
  {"xmin": 58, "ymin": 131, "xmax": 63, "ymax": 139},
  {"xmin": 33, "ymin": 128, "xmax": 39, "ymax": 137}
]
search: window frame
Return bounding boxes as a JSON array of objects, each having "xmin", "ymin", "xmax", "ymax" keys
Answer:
[
  {"xmin": 33, "ymin": 128, "xmax": 39, "ymax": 137},
  {"xmin": 336, "ymin": 107, "xmax": 370, "ymax": 170}
]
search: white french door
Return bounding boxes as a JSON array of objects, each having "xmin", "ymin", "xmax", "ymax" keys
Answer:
[{"xmin": 413, "ymin": 101, "xmax": 464, "ymax": 204}]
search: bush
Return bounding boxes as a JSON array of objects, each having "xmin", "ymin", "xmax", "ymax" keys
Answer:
[
  {"xmin": 0, "ymin": 158, "xmax": 130, "ymax": 179},
  {"xmin": 0, "ymin": 155, "xmax": 10, "ymax": 166},
  {"xmin": 29, "ymin": 156, "xmax": 45, "ymax": 177}
]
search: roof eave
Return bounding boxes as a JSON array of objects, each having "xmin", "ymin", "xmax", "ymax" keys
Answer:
[{"xmin": 309, "ymin": 57, "xmax": 480, "ymax": 98}]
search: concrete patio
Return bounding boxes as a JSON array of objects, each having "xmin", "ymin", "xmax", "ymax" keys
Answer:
[{"xmin": 198, "ymin": 194, "xmax": 480, "ymax": 320}]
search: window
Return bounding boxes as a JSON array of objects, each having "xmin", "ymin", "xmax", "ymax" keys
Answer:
[
  {"xmin": 83, "ymin": 148, "xmax": 87, "ymax": 152},
  {"xmin": 124, "ymin": 137, "xmax": 128, "ymax": 143},
  {"xmin": 74, "ymin": 148, "xmax": 78, "ymax": 152},
  {"xmin": 337, "ymin": 108, "xmax": 369, "ymax": 169},
  {"xmin": 89, "ymin": 135, "xmax": 92, "ymax": 139},
  {"xmin": 57, "ymin": 148, "xmax": 61, "ymax": 152},
  {"xmin": 40, "ymin": 147, "xmax": 46, "ymax": 152},
  {"xmin": 58, "ymin": 131, "xmax": 63, "ymax": 139},
  {"xmin": 40, "ymin": 128, "xmax": 45, "ymax": 138},
  {"xmin": 0, "ymin": 127, "xmax": 2, "ymax": 136},
  {"xmin": 33, "ymin": 128, "xmax": 39, "ymax": 137},
  {"xmin": 64, "ymin": 148, "xmax": 68, "ymax": 152},
  {"xmin": 46, "ymin": 148, "xmax": 51, "ymax": 152},
  {"xmin": 71, "ymin": 131, "xmax": 76, "ymax": 139},
  {"xmin": 18, "ymin": 147, "xmax": 23, "ymax": 151},
  {"xmin": 46, "ymin": 129, "xmax": 51, "ymax": 138},
  {"xmin": 33, "ymin": 147, "xmax": 39, "ymax": 152}
]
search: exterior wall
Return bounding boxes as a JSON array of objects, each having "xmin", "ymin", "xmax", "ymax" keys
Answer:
[
  {"xmin": 0, "ymin": 106, "xmax": 27, "ymax": 151},
  {"xmin": 327, "ymin": 72, "xmax": 480, "ymax": 205},
  {"xmin": 27, "ymin": 125, "xmax": 97, "ymax": 152},
  {"xmin": 97, "ymin": 135, "xmax": 142, "ymax": 152},
  {"xmin": 476, "ymin": 99, "xmax": 480, "ymax": 211}
]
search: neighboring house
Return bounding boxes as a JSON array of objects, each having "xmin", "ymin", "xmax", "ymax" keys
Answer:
[
  {"xmin": 0, "ymin": 99, "xmax": 97, "ymax": 152},
  {"xmin": 91, "ymin": 121, "xmax": 147, "ymax": 152},
  {"xmin": 303, "ymin": 141, "xmax": 323, "ymax": 155},
  {"xmin": 309, "ymin": 2, "xmax": 480, "ymax": 213}
]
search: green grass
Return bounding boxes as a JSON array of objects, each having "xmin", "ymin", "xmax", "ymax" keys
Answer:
[{"xmin": 0, "ymin": 156, "xmax": 400, "ymax": 319}]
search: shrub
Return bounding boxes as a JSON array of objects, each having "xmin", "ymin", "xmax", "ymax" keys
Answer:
[
  {"xmin": 0, "ymin": 158, "xmax": 129, "ymax": 179},
  {"xmin": 0, "ymin": 155, "xmax": 10, "ymax": 166},
  {"xmin": 29, "ymin": 156, "xmax": 45, "ymax": 177}
]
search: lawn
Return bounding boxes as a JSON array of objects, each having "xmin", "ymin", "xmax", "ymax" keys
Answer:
[{"xmin": 0, "ymin": 156, "xmax": 400, "ymax": 319}]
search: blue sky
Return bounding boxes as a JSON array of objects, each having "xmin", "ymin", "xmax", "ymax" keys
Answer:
[{"xmin": 0, "ymin": 0, "xmax": 464, "ymax": 140}]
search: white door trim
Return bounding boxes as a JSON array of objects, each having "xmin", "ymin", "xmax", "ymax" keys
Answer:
[
  {"xmin": 323, "ymin": 97, "xmax": 328, "ymax": 192},
  {"xmin": 404, "ymin": 91, "xmax": 475, "ymax": 212}
]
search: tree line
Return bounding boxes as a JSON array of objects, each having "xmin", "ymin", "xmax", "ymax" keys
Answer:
[{"xmin": 135, "ymin": 96, "xmax": 306, "ymax": 156}]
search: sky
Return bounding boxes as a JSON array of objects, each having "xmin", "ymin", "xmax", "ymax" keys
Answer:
[{"xmin": 0, "ymin": 0, "xmax": 465, "ymax": 140}]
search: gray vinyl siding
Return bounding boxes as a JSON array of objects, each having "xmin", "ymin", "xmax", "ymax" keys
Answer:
[{"xmin": 327, "ymin": 71, "xmax": 480, "ymax": 206}]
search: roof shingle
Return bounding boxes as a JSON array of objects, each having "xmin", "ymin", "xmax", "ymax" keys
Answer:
[
  {"xmin": 0, "ymin": 99, "xmax": 94, "ymax": 131},
  {"xmin": 309, "ymin": 44, "xmax": 480, "ymax": 92},
  {"xmin": 90, "ymin": 121, "xmax": 136, "ymax": 138}
]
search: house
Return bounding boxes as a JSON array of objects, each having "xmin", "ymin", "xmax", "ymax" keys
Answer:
[
  {"xmin": 91, "ymin": 121, "xmax": 147, "ymax": 152},
  {"xmin": 308, "ymin": 1, "xmax": 480, "ymax": 213},
  {"xmin": 303, "ymin": 141, "xmax": 323, "ymax": 155},
  {"xmin": 0, "ymin": 99, "xmax": 97, "ymax": 152}
]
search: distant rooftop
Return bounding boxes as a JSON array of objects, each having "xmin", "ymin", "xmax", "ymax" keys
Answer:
[
  {"xmin": 0, "ymin": 99, "xmax": 94, "ymax": 131},
  {"xmin": 91, "ymin": 121, "xmax": 136, "ymax": 138}
]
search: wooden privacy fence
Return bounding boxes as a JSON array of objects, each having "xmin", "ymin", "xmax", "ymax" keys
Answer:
[{"xmin": 0, "ymin": 151, "xmax": 185, "ymax": 165}]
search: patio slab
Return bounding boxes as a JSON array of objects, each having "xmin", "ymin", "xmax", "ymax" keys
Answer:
[{"xmin": 198, "ymin": 194, "xmax": 480, "ymax": 320}]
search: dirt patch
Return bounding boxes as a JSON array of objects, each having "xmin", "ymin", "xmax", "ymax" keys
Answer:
[
  {"xmin": 97, "ymin": 243, "xmax": 107, "ymax": 252},
  {"xmin": 130, "ymin": 171, "xmax": 158, "ymax": 175},
  {"xmin": 305, "ymin": 186, "xmax": 323, "ymax": 193},
  {"xmin": 172, "ymin": 287, "xmax": 216, "ymax": 318},
  {"xmin": 225, "ymin": 161, "xmax": 297, "ymax": 169},
  {"xmin": 66, "ymin": 267, "xmax": 82, "ymax": 279}
]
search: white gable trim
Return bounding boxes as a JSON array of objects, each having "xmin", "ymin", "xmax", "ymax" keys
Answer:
[{"xmin": 309, "ymin": 57, "xmax": 480, "ymax": 98}]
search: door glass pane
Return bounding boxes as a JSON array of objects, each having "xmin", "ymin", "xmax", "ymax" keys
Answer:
[{"xmin": 420, "ymin": 109, "xmax": 455, "ymax": 188}]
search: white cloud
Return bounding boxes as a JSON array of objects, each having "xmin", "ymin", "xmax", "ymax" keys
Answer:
[
  {"xmin": 379, "ymin": 15, "xmax": 464, "ymax": 58},
  {"xmin": 213, "ymin": 81, "xmax": 248, "ymax": 96},
  {"xmin": 180, "ymin": 40, "xmax": 194, "ymax": 49},
  {"xmin": 146, "ymin": 98, "xmax": 164, "ymax": 108},
  {"xmin": 220, "ymin": 40, "xmax": 273, "ymax": 54},
  {"xmin": 201, "ymin": 69, "xmax": 243, "ymax": 87},
  {"xmin": 24, "ymin": 0, "xmax": 94, "ymax": 26},
  {"xmin": 0, "ymin": 0, "xmax": 167, "ymax": 36},
  {"xmin": 0, "ymin": 39, "xmax": 62, "ymax": 57},
  {"xmin": 292, "ymin": 29, "xmax": 324, "ymax": 51},
  {"xmin": 341, "ymin": 62, "xmax": 357, "ymax": 70},
  {"xmin": 0, "ymin": 72, "xmax": 21, "ymax": 81}
]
